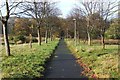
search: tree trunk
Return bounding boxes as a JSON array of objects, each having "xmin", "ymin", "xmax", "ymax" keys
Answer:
[
  {"xmin": 77, "ymin": 31, "xmax": 80, "ymax": 45},
  {"xmin": 29, "ymin": 33, "xmax": 32, "ymax": 48},
  {"xmin": 37, "ymin": 28, "xmax": 41, "ymax": 45},
  {"xmin": 50, "ymin": 28, "xmax": 52, "ymax": 41},
  {"xmin": 45, "ymin": 29, "xmax": 48, "ymax": 43},
  {"xmin": 66, "ymin": 28, "xmax": 68, "ymax": 40},
  {"xmin": 87, "ymin": 31, "xmax": 91, "ymax": 46},
  {"xmin": 74, "ymin": 21, "xmax": 77, "ymax": 46},
  {"xmin": 101, "ymin": 34, "xmax": 105, "ymax": 49},
  {"xmin": 3, "ymin": 22, "xmax": 10, "ymax": 56}
]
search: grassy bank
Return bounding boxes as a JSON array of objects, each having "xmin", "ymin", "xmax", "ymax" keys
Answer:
[
  {"xmin": 66, "ymin": 39, "xmax": 119, "ymax": 78},
  {"xmin": 0, "ymin": 39, "xmax": 59, "ymax": 79}
]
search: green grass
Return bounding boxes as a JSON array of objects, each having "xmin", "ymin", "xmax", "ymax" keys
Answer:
[
  {"xmin": 0, "ymin": 39, "xmax": 59, "ymax": 79},
  {"xmin": 66, "ymin": 39, "xmax": 119, "ymax": 78}
]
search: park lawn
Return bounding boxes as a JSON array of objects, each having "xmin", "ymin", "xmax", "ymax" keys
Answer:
[
  {"xmin": 66, "ymin": 39, "xmax": 119, "ymax": 78},
  {"xmin": 0, "ymin": 39, "xmax": 59, "ymax": 79}
]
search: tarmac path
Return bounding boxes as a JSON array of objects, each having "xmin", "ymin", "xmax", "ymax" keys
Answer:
[{"xmin": 44, "ymin": 39, "xmax": 86, "ymax": 78}]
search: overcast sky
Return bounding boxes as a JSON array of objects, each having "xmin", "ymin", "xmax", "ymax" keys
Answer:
[
  {"xmin": 0, "ymin": 0, "xmax": 79, "ymax": 18},
  {"xmin": 56, "ymin": 0, "xmax": 79, "ymax": 18},
  {"xmin": 0, "ymin": 0, "xmax": 119, "ymax": 18}
]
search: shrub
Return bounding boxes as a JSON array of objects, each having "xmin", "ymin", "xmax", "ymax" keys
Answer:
[
  {"xmin": 24, "ymin": 37, "xmax": 38, "ymax": 43},
  {"xmin": 32, "ymin": 37, "xmax": 38, "ymax": 42},
  {"xmin": 13, "ymin": 35, "xmax": 26, "ymax": 43},
  {"xmin": 9, "ymin": 36, "xmax": 14, "ymax": 41},
  {"xmin": 25, "ymin": 37, "xmax": 30, "ymax": 43}
]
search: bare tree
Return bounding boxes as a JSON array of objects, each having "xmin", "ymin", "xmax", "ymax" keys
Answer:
[
  {"xmin": 72, "ymin": 0, "xmax": 118, "ymax": 47},
  {"xmin": 16, "ymin": 0, "xmax": 43, "ymax": 45},
  {"xmin": 98, "ymin": 0, "xmax": 118, "ymax": 49},
  {"xmin": 18, "ymin": 0, "xmax": 60, "ymax": 45},
  {"xmin": 48, "ymin": 15, "xmax": 62, "ymax": 41},
  {"xmin": 67, "ymin": 8, "xmax": 85, "ymax": 45},
  {"xmin": 118, "ymin": 1, "xmax": 120, "ymax": 44},
  {"xmin": 42, "ymin": 0, "xmax": 60, "ymax": 43},
  {"xmin": 0, "ymin": 0, "xmax": 21, "ymax": 56},
  {"xmin": 76, "ymin": 0, "xmax": 98, "ymax": 46}
]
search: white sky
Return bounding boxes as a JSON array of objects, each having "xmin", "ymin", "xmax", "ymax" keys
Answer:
[
  {"xmin": 56, "ymin": 0, "xmax": 79, "ymax": 18},
  {"xmin": 0, "ymin": 0, "xmax": 119, "ymax": 18},
  {"xmin": 0, "ymin": 0, "xmax": 79, "ymax": 18}
]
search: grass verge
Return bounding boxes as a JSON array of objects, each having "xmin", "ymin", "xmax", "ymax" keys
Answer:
[
  {"xmin": 0, "ymin": 39, "xmax": 59, "ymax": 79},
  {"xmin": 66, "ymin": 39, "xmax": 119, "ymax": 78}
]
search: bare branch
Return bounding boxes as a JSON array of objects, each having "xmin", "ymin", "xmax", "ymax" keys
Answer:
[
  {"xmin": 0, "ymin": 3, "xmax": 6, "ymax": 9},
  {"xmin": 9, "ymin": 2, "xmax": 22, "ymax": 12},
  {"xmin": 0, "ymin": 10, "xmax": 2, "ymax": 20},
  {"xmin": 6, "ymin": 0, "xmax": 9, "ymax": 20}
]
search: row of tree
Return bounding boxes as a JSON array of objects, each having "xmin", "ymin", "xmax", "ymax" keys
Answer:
[
  {"xmin": 0, "ymin": 0, "xmax": 119, "ymax": 56},
  {"xmin": 12, "ymin": 16, "xmax": 62, "ymax": 42},
  {"xmin": 63, "ymin": 0, "xmax": 119, "ymax": 49},
  {"xmin": 0, "ymin": 0, "xmax": 62, "ymax": 56}
]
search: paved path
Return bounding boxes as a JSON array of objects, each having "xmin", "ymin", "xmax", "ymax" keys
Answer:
[{"xmin": 44, "ymin": 39, "xmax": 86, "ymax": 78}]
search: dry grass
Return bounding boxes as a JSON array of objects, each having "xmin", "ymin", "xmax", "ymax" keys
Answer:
[{"xmin": 66, "ymin": 39, "xmax": 119, "ymax": 78}]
